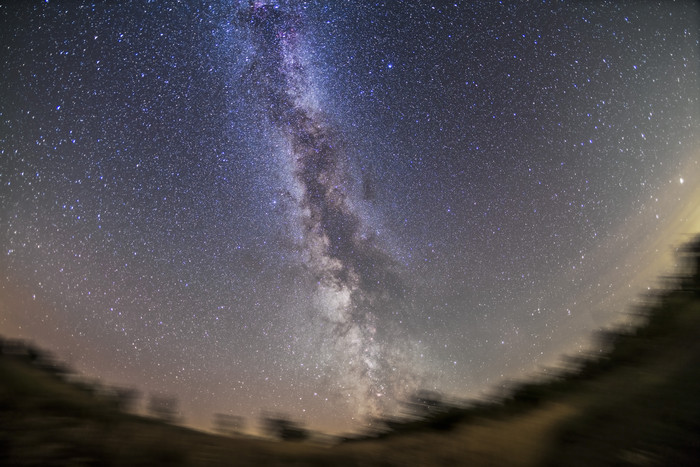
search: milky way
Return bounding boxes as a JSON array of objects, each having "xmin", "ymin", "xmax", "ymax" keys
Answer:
[
  {"xmin": 241, "ymin": 2, "xmax": 419, "ymax": 420},
  {"xmin": 1, "ymin": 1, "xmax": 698, "ymax": 434}
]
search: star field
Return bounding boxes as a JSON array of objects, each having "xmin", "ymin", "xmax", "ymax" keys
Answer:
[{"xmin": 1, "ymin": 1, "xmax": 698, "ymax": 434}]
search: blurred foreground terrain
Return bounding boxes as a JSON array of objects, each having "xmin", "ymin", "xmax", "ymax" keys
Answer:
[{"xmin": 1, "ymin": 237, "xmax": 700, "ymax": 466}]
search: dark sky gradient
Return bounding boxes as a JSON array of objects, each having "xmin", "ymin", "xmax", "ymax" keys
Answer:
[{"xmin": 1, "ymin": 1, "xmax": 698, "ymax": 434}]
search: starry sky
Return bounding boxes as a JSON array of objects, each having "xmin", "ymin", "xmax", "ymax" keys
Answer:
[{"xmin": 1, "ymin": 0, "xmax": 699, "ymax": 434}]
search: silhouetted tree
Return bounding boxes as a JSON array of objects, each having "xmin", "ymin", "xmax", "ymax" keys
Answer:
[{"xmin": 679, "ymin": 234, "xmax": 700, "ymax": 292}]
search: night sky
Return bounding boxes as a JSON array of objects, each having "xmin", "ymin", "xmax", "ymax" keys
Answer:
[{"xmin": 1, "ymin": 0, "xmax": 698, "ymax": 434}]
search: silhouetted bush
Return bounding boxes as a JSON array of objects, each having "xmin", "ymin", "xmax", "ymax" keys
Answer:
[
  {"xmin": 110, "ymin": 386, "xmax": 140, "ymax": 412},
  {"xmin": 262, "ymin": 414, "xmax": 308, "ymax": 441},
  {"xmin": 213, "ymin": 413, "xmax": 245, "ymax": 436},
  {"xmin": 148, "ymin": 394, "xmax": 179, "ymax": 423}
]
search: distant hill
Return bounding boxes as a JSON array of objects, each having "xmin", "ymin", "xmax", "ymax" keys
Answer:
[{"xmin": 2, "ymin": 235, "xmax": 699, "ymax": 465}]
